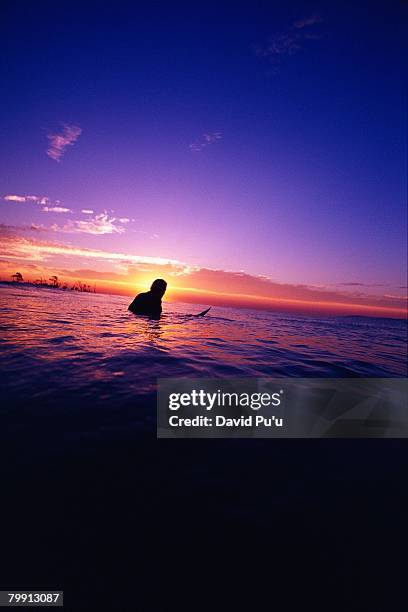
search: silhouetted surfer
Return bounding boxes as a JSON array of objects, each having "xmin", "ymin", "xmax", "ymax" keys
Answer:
[
  {"xmin": 128, "ymin": 279, "xmax": 211, "ymax": 318},
  {"xmin": 128, "ymin": 279, "xmax": 167, "ymax": 318}
]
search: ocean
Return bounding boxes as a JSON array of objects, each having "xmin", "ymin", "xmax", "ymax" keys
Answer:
[
  {"xmin": 1, "ymin": 284, "xmax": 406, "ymax": 399},
  {"xmin": 1, "ymin": 283, "xmax": 407, "ymax": 609},
  {"xmin": 1, "ymin": 283, "xmax": 406, "ymax": 445}
]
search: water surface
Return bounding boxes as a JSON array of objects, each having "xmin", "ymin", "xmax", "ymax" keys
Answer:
[
  {"xmin": 1, "ymin": 284, "xmax": 407, "ymax": 609},
  {"xmin": 1, "ymin": 284, "xmax": 406, "ymax": 442}
]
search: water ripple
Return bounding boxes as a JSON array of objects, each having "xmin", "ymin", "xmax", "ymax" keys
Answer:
[{"xmin": 0, "ymin": 285, "xmax": 406, "ymax": 410}]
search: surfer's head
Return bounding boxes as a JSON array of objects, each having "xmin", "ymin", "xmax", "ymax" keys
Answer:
[{"xmin": 150, "ymin": 278, "xmax": 167, "ymax": 297}]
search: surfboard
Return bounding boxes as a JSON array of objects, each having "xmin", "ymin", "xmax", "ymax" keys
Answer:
[{"xmin": 195, "ymin": 307, "xmax": 211, "ymax": 317}]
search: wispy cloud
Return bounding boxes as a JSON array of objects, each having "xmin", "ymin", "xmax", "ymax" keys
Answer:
[
  {"xmin": 0, "ymin": 228, "xmax": 187, "ymax": 271},
  {"xmin": 2, "ymin": 194, "xmax": 73, "ymax": 214},
  {"xmin": 190, "ymin": 132, "xmax": 223, "ymax": 152},
  {"xmin": 3, "ymin": 194, "xmax": 49, "ymax": 204},
  {"xmin": 293, "ymin": 14, "xmax": 322, "ymax": 29},
  {"xmin": 337, "ymin": 282, "xmax": 386, "ymax": 288},
  {"xmin": 42, "ymin": 206, "xmax": 72, "ymax": 214},
  {"xmin": 2, "ymin": 195, "xmax": 130, "ymax": 232},
  {"xmin": 255, "ymin": 14, "xmax": 322, "ymax": 68},
  {"xmin": 3, "ymin": 194, "xmax": 27, "ymax": 203},
  {"xmin": 46, "ymin": 123, "xmax": 82, "ymax": 162},
  {"xmin": 0, "ymin": 223, "xmax": 49, "ymax": 234},
  {"xmin": 55, "ymin": 212, "xmax": 125, "ymax": 235}
]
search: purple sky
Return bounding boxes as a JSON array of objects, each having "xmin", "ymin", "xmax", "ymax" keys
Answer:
[{"xmin": 0, "ymin": 1, "xmax": 406, "ymax": 308}]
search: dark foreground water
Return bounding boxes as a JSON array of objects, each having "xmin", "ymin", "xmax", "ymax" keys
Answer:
[{"xmin": 1, "ymin": 285, "xmax": 407, "ymax": 610}]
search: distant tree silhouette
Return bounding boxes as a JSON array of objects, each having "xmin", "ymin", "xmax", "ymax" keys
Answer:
[
  {"xmin": 71, "ymin": 281, "xmax": 90, "ymax": 292},
  {"xmin": 4, "ymin": 273, "xmax": 96, "ymax": 294}
]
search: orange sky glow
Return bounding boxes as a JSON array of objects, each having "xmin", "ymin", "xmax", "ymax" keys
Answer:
[{"xmin": 0, "ymin": 231, "xmax": 406, "ymax": 318}]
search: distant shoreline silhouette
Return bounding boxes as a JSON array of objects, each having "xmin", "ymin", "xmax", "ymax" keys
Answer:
[{"xmin": 1, "ymin": 273, "xmax": 96, "ymax": 293}]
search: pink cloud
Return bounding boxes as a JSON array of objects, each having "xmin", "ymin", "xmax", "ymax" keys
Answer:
[
  {"xmin": 255, "ymin": 14, "xmax": 322, "ymax": 66},
  {"xmin": 46, "ymin": 123, "xmax": 82, "ymax": 162},
  {"xmin": 293, "ymin": 14, "xmax": 322, "ymax": 30},
  {"xmin": 0, "ymin": 228, "xmax": 185, "ymax": 269},
  {"xmin": 190, "ymin": 132, "xmax": 223, "ymax": 152},
  {"xmin": 3, "ymin": 195, "xmax": 27, "ymax": 202},
  {"xmin": 3, "ymin": 194, "xmax": 49, "ymax": 204},
  {"xmin": 42, "ymin": 206, "xmax": 72, "ymax": 213},
  {"xmin": 56, "ymin": 213, "xmax": 125, "ymax": 235}
]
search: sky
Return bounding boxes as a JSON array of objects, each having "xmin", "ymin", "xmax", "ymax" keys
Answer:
[{"xmin": 0, "ymin": 1, "xmax": 407, "ymax": 316}]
